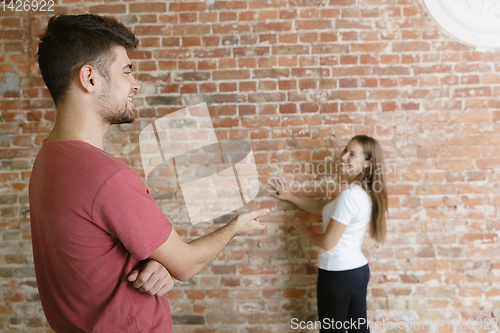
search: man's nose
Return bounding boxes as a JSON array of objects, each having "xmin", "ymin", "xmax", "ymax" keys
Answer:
[{"xmin": 131, "ymin": 75, "xmax": 141, "ymax": 92}]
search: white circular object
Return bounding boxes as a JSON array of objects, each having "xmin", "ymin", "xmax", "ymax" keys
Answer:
[{"xmin": 421, "ymin": 0, "xmax": 500, "ymax": 49}]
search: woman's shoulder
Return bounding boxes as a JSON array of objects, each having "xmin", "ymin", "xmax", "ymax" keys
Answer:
[{"xmin": 340, "ymin": 183, "xmax": 370, "ymax": 200}]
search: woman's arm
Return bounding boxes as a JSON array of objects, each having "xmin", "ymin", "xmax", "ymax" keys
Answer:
[
  {"xmin": 286, "ymin": 196, "xmax": 327, "ymax": 216},
  {"xmin": 269, "ymin": 178, "xmax": 327, "ymax": 216},
  {"xmin": 294, "ymin": 218, "xmax": 347, "ymax": 251}
]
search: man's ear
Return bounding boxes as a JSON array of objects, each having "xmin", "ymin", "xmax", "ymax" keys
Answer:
[{"xmin": 78, "ymin": 65, "xmax": 96, "ymax": 94}]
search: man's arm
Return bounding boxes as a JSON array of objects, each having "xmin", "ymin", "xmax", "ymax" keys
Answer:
[
  {"xmin": 128, "ymin": 260, "xmax": 174, "ymax": 297},
  {"xmin": 148, "ymin": 209, "xmax": 268, "ymax": 281}
]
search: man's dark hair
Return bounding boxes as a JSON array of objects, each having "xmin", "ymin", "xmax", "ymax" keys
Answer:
[{"xmin": 37, "ymin": 14, "xmax": 138, "ymax": 106}]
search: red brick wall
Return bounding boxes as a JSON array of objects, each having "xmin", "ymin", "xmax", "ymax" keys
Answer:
[{"xmin": 2, "ymin": 0, "xmax": 500, "ymax": 332}]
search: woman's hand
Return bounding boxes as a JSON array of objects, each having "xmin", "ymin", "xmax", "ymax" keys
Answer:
[
  {"xmin": 269, "ymin": 178, "xmax": 295, "ymax": 202},
  {"xmin": 294, "ymin": 218, "xmax": 313, "ymax": 237}
]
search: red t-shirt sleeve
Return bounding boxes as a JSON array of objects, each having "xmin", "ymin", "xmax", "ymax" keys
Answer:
[{"xmin": 92, "ymin": 169, "xmax": 172, "ymax": 261}]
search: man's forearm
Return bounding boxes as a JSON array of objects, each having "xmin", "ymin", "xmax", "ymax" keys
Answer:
[
  {"xmin": 148, "ymin": 209, "xmax": 267, "ymax": 282},
  {"xmin": 184, "ymin": 222, "xmax": 239, "ymax": 277},
  {"xmin": 150, "ymin": 223, "xmax": 239, "ymax": 282}
]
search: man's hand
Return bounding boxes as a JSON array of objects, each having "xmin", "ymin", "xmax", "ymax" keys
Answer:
[
  {"xmin": 127, "ymin": 260, "xmax": 174, "ymax": 297},
  {"xmin": 231, "ymin": 208, "xmax": 269, "ymax": 235}
]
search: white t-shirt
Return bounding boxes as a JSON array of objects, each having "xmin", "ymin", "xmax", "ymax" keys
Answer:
[{"xmin": 318, "ymin": 183, "xmax": 372, "ymax": 271}]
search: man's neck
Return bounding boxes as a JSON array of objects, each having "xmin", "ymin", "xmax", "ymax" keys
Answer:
[{"xmin": 46, "ymin": 104, "xmax": 109, "ymax": 151}]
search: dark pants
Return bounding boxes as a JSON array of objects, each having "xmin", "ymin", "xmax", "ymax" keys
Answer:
[{"xmin": 317, "ymin": 264, "xmax": 370, "ymax": 333}]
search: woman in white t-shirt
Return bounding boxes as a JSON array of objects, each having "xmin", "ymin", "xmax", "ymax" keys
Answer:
[{"xmin": 270, "ymin": 135, "xmax": 387, "ymax": 333}]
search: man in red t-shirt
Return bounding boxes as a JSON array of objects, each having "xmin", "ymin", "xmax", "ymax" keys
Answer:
[{"xmin": 30, "ymin": 14, "xmax": 268, "ymax": 332}]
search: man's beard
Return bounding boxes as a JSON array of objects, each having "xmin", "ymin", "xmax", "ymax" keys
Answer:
[{"xmin": 97, "ymin": 87, "xmax": 136, "ymax": 125}]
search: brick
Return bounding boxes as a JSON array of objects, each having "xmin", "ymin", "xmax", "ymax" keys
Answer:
[
  {"xmin": 433, "ymin": 41, "xmax": 472, "ymax": 52},
  {"xmin": 175, "ymin": 72, "xmax": 210, "ymax": 82},
  {"xmin": 253, "ymin": 68, "xmax": 290, "ymax": 79},
  {"xmin": 331, "ymin": 66, "xmax": 371, "ymax": 77},
  {"xmin": 319, "ymin": 78, "xmax": 337, "ymax": 89},
  {"xmin": 278, "ymin": 80, "xmax": 297, "ymax": 90},
  {"xmin": 292, "ymin": 68, "xmax": 329, "ymax": 77},
  {"xmin": 329, "ymin": 90, "xmax": 367, "ymax": 100},
  {"xmin": 249, "ymin": 0, "xmax": 287, "ymax": 8},
  {"xmin": 272, "ymin": 44, "xmax": 310, "ymax": 55},
  {"xmin": 453, "ymin": 87, "xmax": 491, "ymax": 98},
  {"xmin": 172, "ymin": 24, "xmax": 210, "ymax": 36},
  {"xmin": 246, "ymin": 121, "xmax": 281, "ymax": 135},
  {"xmin": 182, "ymin": 37, "xmax": 201, "ymax": 47},
  {"xmin": 259, "ymin": 10, "xmax": 278, "ymax": 20},
  {"xmin": 379, "ymin": 78, "xmax": 397, "ymax": 87},
  {"xmin": 248, "ymin": 92, "xmax": 286, "ymax": 103},
  {"xmin": 169, "ymin": 2, "xmax": 207, "ymax": 11},
  {"xmin": 213, "ymin": 1, "xmax": 247, "ymax": 10},
  {"xmin": 454, "ymin": 63, "xmax": 491, "ymax": 73},
  {"xmin": 335, "ymin": 19, "xmax": 371, "ymax": 29},
  {"xmin": 219, "ymin": 58, "xmax": 237, "ymax": 69},
  {"xmin": 179, "ymin": 13, "xmax": 197, "ymax": 23},
  {"xmin": 88, "ymin": 4, "xmax": 126, "ymax": 13},
  {"xmin": 341, "ymin": 8, "xmax": 360, "ymax": 18},
  {"xmin": 193, "ymin": 48, "xmax": 231, "ymax": 58},
  {"xmin": 482, "ymin": 74, "xmax": 500, "ymax": 84},
  {"xmin": 358, "ymin": 55, "xmax": 377, "ymax": 65},
  {"xmin": 237, "ymin": 58, "xmax": 258, "ymax": 68},
  {"xmin": 321, "ymin": 103, "xmax": 339, "ymax": 113},
  {"xmin": 300, "ymin": 102, "xmax": 319, "ymax": 113},
  {"xmin": 254, "ymin": 22, "xmax": 292, "ymax": 33},
  {"xmin": 213, "ymin": 70, "xmax": 250, "ymax": 81},
  {"xmin": 299, "ymin": 9, "xmax": 317, "ymax": 20},
  {"xmin": 238, "ymin": 105, "xmax": 256, "ymax": 116},
  {"xmin": 252, "ymin": 140, "xmax": 285, "ymax": 151},
  {"xmin": 373, "ymin": 66, "xmax": 410, "ymax": 76},
  {"xmin": 296, "ymin": 20, "xmax": 333, "ymax": 30},
  {"xmin": 219, "ymin": 11, "xmax": 237, "ymax": 22},
  {"xmin": 339, "ymin": 78, "xmax": 357, "ymax": 88},
  {"xmin": 381, "ymin": 101, "xmax": 397, "ymax": 111},
  {"xmin": 134, "ymin": 25, "xmax": 170, "ymax": 36},
  {"xmin": 330, "ymin": 0, "xmax": 355, "ymax": 5},
  {"xmin": 234, "ymin": 47, "xmax": 270, "ymax": 58},
  {"xmin": 351, "ymin": 43, "xmax": 388, "ymax": 53},
  {"xmin": 277, "ymin": 55, "xmax": 296, "ymax": 67},
  {"xmin": 283, "ymin": 288, "xmax": 305, "ymax": 298},
  {"xmin": 393, "ymin": 41, "xmax": 431, "ymax": 52},
  {"xmin": 154, "ymin": 49, "xmax": 191, "ymax": 59},
  {"xmin": 258, "ymin": 80, "xmax": 277, "ymax": 90},
  {"xmin": 158, "ymin": 14, "xmax": 177, "ymax": 24},
  {"xmin": 129, "ymin": 3, "xmax": 166, "ymax": 12},
  {"xmin": 340, "ymin": 55, "xmax": 358, "ymax": 65},
  {"xmin": 236, "ymin": 81, "xmax": 255, "ymax": 92}
]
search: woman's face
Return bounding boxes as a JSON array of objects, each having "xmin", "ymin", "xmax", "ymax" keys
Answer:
[{"xmin": 340, "ymin": 140, "xmax": 370, "ymax": 181}]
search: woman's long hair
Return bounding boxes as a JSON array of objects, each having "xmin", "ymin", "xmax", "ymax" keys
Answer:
[{"xmin": 351, "ymin": 135, "xmax": 388, "ymax": 243}]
